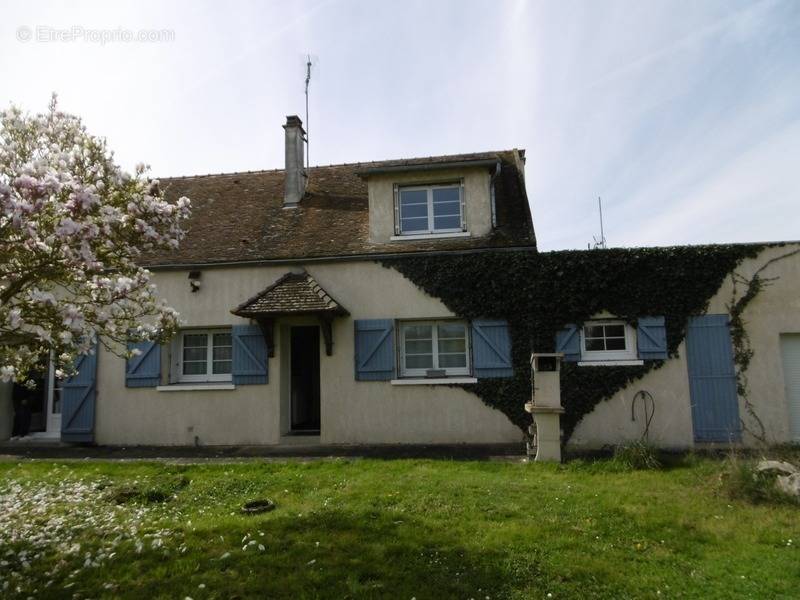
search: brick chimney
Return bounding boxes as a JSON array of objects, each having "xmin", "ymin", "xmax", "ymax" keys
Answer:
[{"xmin": 283, "ymin": 115, "xmax": 307, "ymax": 208}]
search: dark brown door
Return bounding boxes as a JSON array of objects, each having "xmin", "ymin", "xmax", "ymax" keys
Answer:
[{"xmin": 290, "ymin": 326, "xmax": 321, "ymax": 432}]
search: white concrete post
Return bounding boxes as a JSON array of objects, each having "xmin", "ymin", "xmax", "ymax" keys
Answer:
[{"xmin": 525, "ymin": 353, "xmax": 564, "ymax": 462}]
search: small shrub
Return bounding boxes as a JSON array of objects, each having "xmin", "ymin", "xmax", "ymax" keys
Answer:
[
  {"xmin": 722, "ymin": 456, "xmax": 799, "ymax": 506},
  {"xmin": 612, "ymin": 441, "xmax": 661, "ymax": 471}
]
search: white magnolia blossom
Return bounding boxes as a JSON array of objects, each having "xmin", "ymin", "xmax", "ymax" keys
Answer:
[{"xmin": 0, "ymin": 95, "xmax": 191, "ymax": 383}]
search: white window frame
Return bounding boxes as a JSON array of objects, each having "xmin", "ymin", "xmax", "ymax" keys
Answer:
[
  {"xmin": 173, "ymin": 328, "xmax": 233, "ymax": 383},
  {"xmin": 580, "ymin": 320, "xmax": 638, "ymax": 362},
  {"xmin": 397, "ymin": 182, "xmax": 464, "ymax": 235},
  {"xmin": 398, "ymin": 320, "xmax": 471, "ymax": 378}
]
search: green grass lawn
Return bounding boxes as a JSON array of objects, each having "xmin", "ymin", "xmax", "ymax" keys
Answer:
[{"xmin": 0, "ymin": 457, "xmax": 797, "ymax": 599}]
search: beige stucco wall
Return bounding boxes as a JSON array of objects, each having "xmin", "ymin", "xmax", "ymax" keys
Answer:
[
  {"xmin": 366, "ymin": 168, "xmax": 493, "ymax": 243},
  {"xmin": 19, "ymin": 243, "xmax": 798, "ymax": 449},
  {"xmin": 570, "ymin": 244, "xmax": 800, "ymax": 449},
  {"xmin": 95, "ymin": 261, "xmax": 522, "ymax": 446}
]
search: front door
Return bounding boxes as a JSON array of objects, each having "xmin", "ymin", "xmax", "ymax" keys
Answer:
[
  {"xmin": 290, "ymin": 326, "xmax": 321, "ymax": 433},
  {"xmin": 686, "ymin": 314, "xmax": 741, "ymax": 443}
]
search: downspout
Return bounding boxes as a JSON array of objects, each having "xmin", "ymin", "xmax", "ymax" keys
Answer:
[{"xmin": 490, "ymin": 160, "xmax": 501, "ymax": 228}]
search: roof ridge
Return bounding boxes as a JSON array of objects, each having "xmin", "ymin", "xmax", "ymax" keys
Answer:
[{"xmin": 158, "ymin": 149, "xmax": 522, "ymax": 182}]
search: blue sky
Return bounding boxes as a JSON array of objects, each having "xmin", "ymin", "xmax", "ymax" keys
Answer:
[{"xmin": 1, "ymin": 0, "xmax": 798, "ymax": 250}]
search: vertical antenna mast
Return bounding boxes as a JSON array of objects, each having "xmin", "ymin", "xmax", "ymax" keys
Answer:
[
  {"xmin": 304, "ymin": 55, "xmax": 312, "ymax": 167},
  {"xmin": 598, "ymin": 196, "xmax": 606, "ymax": 248},
  {"xmin": 590, "ymin": 196, "xmax": 608, "ymax": 249}
]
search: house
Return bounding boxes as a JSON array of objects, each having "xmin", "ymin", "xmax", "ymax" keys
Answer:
[{"xmin": 1, "ymin": 115, "xmax": 799, "ymax": 451}]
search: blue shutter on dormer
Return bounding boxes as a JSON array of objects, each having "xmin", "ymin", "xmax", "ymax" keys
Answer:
[
  {"xmin": 232, "ymin": 325, "xmax": 268, "ymax": 385},
  {"xmin": 459, "ymin": 178, "xmax": 467, "ymax": 231},
  {"xmin": 471, "ymin": 319, "xmax": 513, "ymax": 378},
  {"xmin": 555, "ymin": 324, "xmax": 581, "ymax": 362},
  {"xmin": 354, "ymin": 319, "xmax": 395, "ymax": 381},
  {"xmin": 125, "ymin": 341, "xmax": 161, "ymax": 387},
  {"xmin": 637, "ymin": 316, "xmax": 668, "ymax": 360},
  {"xmin": 393, "ymin": 184, "xmax": 401, "ymax": 235}
]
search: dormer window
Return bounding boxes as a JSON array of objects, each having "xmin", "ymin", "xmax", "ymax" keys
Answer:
[{"xmin": 396, "ymin": 182, "xmax": 465, "ymax": 236}]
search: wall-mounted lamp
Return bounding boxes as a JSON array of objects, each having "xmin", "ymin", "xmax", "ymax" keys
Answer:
[{"xmin": 188, "ymin": 270, "xmax": 202, "ymax": 293}]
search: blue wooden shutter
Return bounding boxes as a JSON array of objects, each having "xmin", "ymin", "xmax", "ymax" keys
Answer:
[
  {"xmin": 125, "ymin": 341, "xmax": 160, "ymax": 387},
  {"xmin": 637, "ymin": 316, "xmax": 668, "ymax": 360},
  {"xmin": 354, "ymin": 319, "xmax": 395, "ymax": 381},
  {"xmin": 232, "ymin": 325, "xmax": 268, "ymax": 385},
  {"xmin": 686, "ymin": 314, "xmax": 741, "ymax": 442},
  {"xmin": 61, "ymin": 347, "xmax": 98, "ymax": 443},
  {"xmin": 555, "ymin": 324, "xmax": 581, "ymax": 362},
  {"xmin": 393, "ymin": 185, "xmax": 401, "ymax": 235},
  {"xmin": 471, "ymin": 319, "xmax": 513, "ymax": 378}
]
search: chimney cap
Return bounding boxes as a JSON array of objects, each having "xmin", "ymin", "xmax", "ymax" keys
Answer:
[{"xmin": 284, "ymin": 115, "xmax": 305, "ymax": 132}]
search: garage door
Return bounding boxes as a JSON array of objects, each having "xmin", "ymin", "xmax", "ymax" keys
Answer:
[{"xmin": 780, "ymin": 334, "xmax": 800, "ymax": 443}]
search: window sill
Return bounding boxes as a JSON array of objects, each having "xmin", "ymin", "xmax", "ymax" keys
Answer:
[
  {"xmin": 391, "ymin": 377, "xmax": 477, "ymax": 385},
  {"xmin": 156, "ymin": 383, "xmax": 235, "ymax": 392},
  {"xmin": 390, "ymin": 231, "xmax": 471, "ymax": 241},
  {"xmin": 577, "ymin": 360, "xmax": 644, "ymax": 367}
]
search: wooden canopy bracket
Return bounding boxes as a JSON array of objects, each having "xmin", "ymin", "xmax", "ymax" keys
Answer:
[
  {"xmin": 319, "ymin": 316, "xmax": 334, "ymax": 356},
  {"xmin": 255, "ymin": 317, "xmax": 275, "ymax": 358}
]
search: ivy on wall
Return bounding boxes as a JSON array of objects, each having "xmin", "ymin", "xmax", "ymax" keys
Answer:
[
  {"xmin": 381, "ymin": 244, "xmax": 763, "ymax": 442},
  {"xmin": 727, "ymin": 247, "xmax": 799, "ymax": 445}
]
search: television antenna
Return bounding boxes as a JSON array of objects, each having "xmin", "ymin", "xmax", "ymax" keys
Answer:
[
  {"xmin": 589, "ymin": 196, "xmax": 607, "ymax": 249},
  {"xmin": 304, "ymin": 54, "xmax": 312, "ymax": 166}
]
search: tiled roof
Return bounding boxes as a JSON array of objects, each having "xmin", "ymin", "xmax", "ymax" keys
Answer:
[
  {"xmin": 144, "ymin": 150, "xmax": 535, "ymax": 267},
  {"xmin": 232, "ymin": 272, "xmax": 348, "ymax": 317}
]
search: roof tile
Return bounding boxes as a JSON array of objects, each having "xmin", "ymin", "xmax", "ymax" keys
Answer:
[{"xmin": 232, "ymin": 272, "xmax": 348, "ymax": 316}]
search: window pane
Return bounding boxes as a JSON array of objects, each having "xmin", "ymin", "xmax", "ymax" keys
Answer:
[
  {"xmin": 432, "ymin": 187, "xmax": 459, "ymax": 206},
  {"xmin": 400, "ymin": 189, "xmax": 428, "ymax": 234},
  {"xmin": 184, "ymin": 333, "xmax": 207, "ymax": 347},
  {"xmin": 605, "ymin": 337, "xmax": 626, "ymax": 351},
  {"xmin": 432, "ymin": 200, "xmax": 460, "ymax": 216},
  {"xmin": 400, "ymin": 202, "xmax": 428, "ymax": 219},
  {"xmin": 406, "ymin": 354, "xmax": 433, "ymax": 369},
  {"xmin": 584, "ymin": 325, "xmax": 604, "ymax": 339},
  {"xmin": 439, "ymin": 353, "xmax": 466, "ymax": 368},
  {"xmin": 183, "ymin": 347, "xmax": 206, "ymax": 362},
  {"xmin": 604, "ymin": 324, "xmax": 625, "ymax": 338},
  {"xmin": 585, "ymin": 338, "xmax": 605, "ymax": 352},
  {"xmin": 433, "ymin": 215, "xmax": 460, "ymax": 230},
  {"xmin": 403, "ymin": 324, "xmax": 434, "ymax": 372},
  {"xmin": 438, "ymin": 323, "xmax": 465, "ymax": 338},
  {"xmin": 400, "ymin": 216, "xmax": 428, "ymax": 233},
  {"xmin": 213, "ymin": 333, "xmax": 232, "ymax": 347},
  {"xmin": 439, "ymin": 339, "xmax": 466, "ymax": 354},
  {"xmin": 400, "ymin": 189, "xmax": 428, "ymax": 207},
  {"xmin": 405, "ymin": 339, "xmax": 433, "ymax": 354},
  {"xmin": 213, "ymin": 360, "xmax": 232, "ymax": 374},
  {"xmin": 213, "ymin": 346, "xmax": 231, "ymax": 361},
  {"xmin": 404, "ymin": 325, "xmax": 433, "ymax": 340},
  {"xmin": 183, "ymin": 361, "xmax": 206, "ymax": 375}
]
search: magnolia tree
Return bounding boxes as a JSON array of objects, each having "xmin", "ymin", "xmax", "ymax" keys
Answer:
[{"xmin": 0, "ymin": 96, "xmax": 190, "ymax": 385}]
